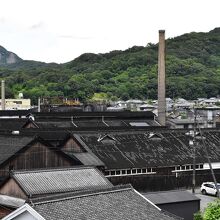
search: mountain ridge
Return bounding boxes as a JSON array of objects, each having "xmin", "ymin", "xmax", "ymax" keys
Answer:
[{"xmin": 0, "ymin": 27, "xmax": 220, "ymax": 103}]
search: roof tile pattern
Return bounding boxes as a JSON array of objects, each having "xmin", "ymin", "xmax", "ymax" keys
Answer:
[
  {"xmin": 79, "ymin": 130, "xmax": 220, "ymax": 169},
  {"xmin": 33, "ymin": 186, "xmax": 179, "ymax": 220},
  {"xmin": 12, "ymin": 167, "xmax": 113, "ymax": 196},
  {"xmin": 0, "ymin": 135, "xmax": 33, "ymax": 165}
]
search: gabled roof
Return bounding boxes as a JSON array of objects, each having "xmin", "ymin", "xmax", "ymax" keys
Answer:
[
  {"xmin": 77, "ymin": 129, "xmax": 220, "ymax": 169},
  {"xmin": 2, "ymin": 203, "xmax": 45, "ymax": 220},
  {"xmin": 31, "ymin": 185, "xmax": 179, "ymax": 220},
  {"xmin": 10, "ymin": 167, "xmax": 113, "ymax": 197},
  {"xmin": 0, "ymin": 134, "xmax": 78, "ymax": 168},
  {"xmin": 143, "ymin": 190, "xmax": 200, "ymax": 205},
  {"xmin": 0, "ymin": 135, "xmax": 34, "ymax": 165}
]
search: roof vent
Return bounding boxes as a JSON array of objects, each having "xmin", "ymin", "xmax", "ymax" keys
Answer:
[
  {"xmin": 146, "ymin": 132, "xmax": 163, "ymax": 140},
  {"xmin": 97, "ymin": 134, "xmax": 116, "ymax": 143}
]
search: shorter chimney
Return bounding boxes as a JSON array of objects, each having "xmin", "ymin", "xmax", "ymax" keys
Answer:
[{"xmin": 1, "ymin": 80, "xmax": 5, "ymax": 110}]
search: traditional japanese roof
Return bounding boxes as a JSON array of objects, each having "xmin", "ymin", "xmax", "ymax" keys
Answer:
[
  {"xmin": 64, "ymin": 152, "xmax": 104, "ymax": 166},
  {"xmin": 32, "ymin": 111, "xmax": 155, "ymax": 119},
  {"xmin": 77, "ymin": 129, "xmax": 220, "ymax": 169},
  {"xmin": 24, "ymin": 111, "xmax": 159, "ymax": 129},
  {"xmin": 143, "ymin": 190, "xmax": 200, "ymax": 205},
  {"xmin": 0, "ymin": 135, "xmax": 34, "ymax": 165},
  {"xmin": 0, "ymin": 109, "xmax": 34, "ymax": 117},
  {"xmin": 10, "ymin": 167, "xmax": 113, "ymax": 197},
  {"xmin": 31, "ymin": 185, "xmax": 180, "ymax": 220},
  {"xmin": 0, "ymin": 118, "xmax": 29, "ymax": 130}
]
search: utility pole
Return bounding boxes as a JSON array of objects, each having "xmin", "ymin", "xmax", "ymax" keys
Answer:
[
  {"xmin": 192, "ymin": 105, "xmax": 197, "ymax": 194},
  {"xmin": 186, "ymin": 103, "xmax": 197, "ymax": 194},
  {"xmin": 197, "ymin": 124, "xmax": 220, "ymax": 198}
]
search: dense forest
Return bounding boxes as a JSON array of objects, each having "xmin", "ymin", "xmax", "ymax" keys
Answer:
[{"xmin": 0, "ymin": 28, "xmax": 220, "ymax": 104}]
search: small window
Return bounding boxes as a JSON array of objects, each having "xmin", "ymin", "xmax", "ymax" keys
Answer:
[
  {"xmin": 137, "ymin": 169, "xmax": 141, "ymax": 173},
  {"xmin": 147, "ymin": 168, "xmax": 152, "ymax": 173},
  {"xmin": 132, "ymin": 169, "xmax": 136, "ymax": 174},
  {"xmin": 186, "ymin": 165, "xmax": 190, "ymax": 170},
  {"xmin": 142, "ymin": 169, "xmax": 146, "ymax": 173},
  {"xmin": 196, "ymin": 165, "xmax": 199, "ymax": 169},
  {"xmin": 190, "ymin": 165, "xmax": 193, "ymax": 169},
  {"xmin": 110, "ymin": 171, "xmax": 115, "ymax": 176},
  {"xmin": 176, "ymin": 166, "xmax": 180, "ymax": 170},
  {"xmin": 207, "ymin": 184, "xmax": 214, "ymax": 188},
  {"xmin": 127, "ymin": 170, "xmax": 131, "ymax": 174},
  {"xmin": 200, "ymin": 164, "xmax": 204, "ymax": 169},
  {"xmin": 116, "ymin": 170, "xmax": 120, "ymax": 175},
  {"xmin": 122, "ymin": 170, "xmax": 126, "ymax": 175},
  {"xmin": 181, "ymin": 166, "xmax": 185, "ymax": 170},
  {"xmin": 105, "ymin": 171, "xmax": 110, "ymax": 176}
]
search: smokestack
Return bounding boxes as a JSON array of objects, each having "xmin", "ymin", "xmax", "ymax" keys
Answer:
[
  {"xmin": 1, "ymin": 80, "xmax": 5, "ymax": 110},
  {"xmin": 157, "ymin": 30, "xmax": 166, "ymax": 126}
]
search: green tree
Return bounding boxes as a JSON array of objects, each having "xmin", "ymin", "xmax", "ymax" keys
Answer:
[{"xmin": 203, "ymin": 200, "xmax": 220, "ymax": 220}]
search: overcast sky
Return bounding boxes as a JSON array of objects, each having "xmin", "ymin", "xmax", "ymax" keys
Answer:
[{"xmin": 0, "ymin": 0, "xmax": 219, "ymax": 63}]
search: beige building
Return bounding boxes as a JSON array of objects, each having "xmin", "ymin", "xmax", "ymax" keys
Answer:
[{"xmin": 0, "ymin": 99, "xmax": 31, "ymax": 110}]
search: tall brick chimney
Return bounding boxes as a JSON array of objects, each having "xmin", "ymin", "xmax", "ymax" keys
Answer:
[{"xmin": 157, "ymin": 30, "xmax": 166, "ymax": 126}]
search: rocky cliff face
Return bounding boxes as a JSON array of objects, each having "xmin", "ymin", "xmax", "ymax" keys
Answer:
[{"xmin": 0, "ymin": 46, "xmax": 22, "ymax": 65}]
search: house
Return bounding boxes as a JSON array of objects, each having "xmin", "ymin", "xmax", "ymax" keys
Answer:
[
  {"xmin": 51, "ymin": 128, "xmax": 220, "ymax": 191},
  {"xmin": 0, "ymin": 110, "xmax": 34, "ymax": 119},
  {"xmin": 0, "ymin": 118, "xmax": 30, "ymax": 131},
  {"xmin": 196, "ymin": 106, "xmax": 220, "ymax": 128},
  {"xmin": 2, "ymin": 185, "xmax": 182, "ymax": 220},
  {"xmin": 24, "ymin": 111, "xmax": 159, "ymax": 128},
  {"xmin": 166, "ymin": 118, "xmax": 205, "ymax": 129},
  {"xmin": 0, "ymin": 99, "xmax": 31, "ymax": 110},
  {"xmin": 0, "ymin": 134, "xmax": 81, "ymax": 181},
  {"xmin": 0, "ymin": 167, "xmax": 113, "ymax": 200},
  {"xmin": 143, "ymin": 190, "xmax": 200, "ymax": 220},
  {"xmin": 0, "ymin": 111, "xmax": 159, "ymax": 130}
]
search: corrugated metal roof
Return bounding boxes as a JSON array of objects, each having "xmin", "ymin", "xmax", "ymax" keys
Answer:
[
  {"xmin": 143, "ymin": 190, "xmax": 200, "ymax": 205},
  {"xmin": 33, "ymin": 186, "xmax": 179, "ymax": 220},
  {"xmin": 12, "ymin": 167, "xmax": 112, "ymax": 196},
  {"xmin": 0, "ymin": 194, "xmax": 25, "ymax": 208}
]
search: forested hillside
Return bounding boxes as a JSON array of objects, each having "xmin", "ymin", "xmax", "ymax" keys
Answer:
[{"xmin": 0, "ymin": 28, "xmax": 220, "ymax": 103}]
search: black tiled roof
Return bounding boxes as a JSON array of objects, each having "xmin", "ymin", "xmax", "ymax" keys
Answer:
[
  {"xmin": 32, "ymin": 111, "xmax": 155, "ymax": 119},
  {"xmin": 0, "ymin": 118, "xmax": 28, "ymax": 130},
  {"xmin": 32, "ymin": 118, "xmax": 159, "ymax": 128},
  {"xmin": 64, "ymin": 152, "xmax": 104, "ymax": 166},
  {"xmin": 78, "ymin": 129, "xmax": 220, "ymax": 169},
  {"xmin": 0, "ymin": 135, "xmax": 34, "ymax": 165},
  {"xmin": 0, "ymin": 110, "xmax": 34, "ymax": 117},
  {"xmin": 11, "ymin": 167, "xmax": 113, "ymax": 197},
  {"xmin": 32, "ymin": 185, "xmax": 179, "ymax": 220}
]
